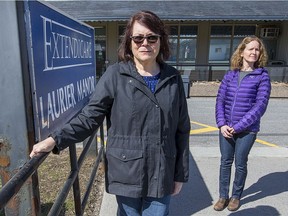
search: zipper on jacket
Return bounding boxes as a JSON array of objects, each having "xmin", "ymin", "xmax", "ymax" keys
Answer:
[
  {"xmin": 229, "ymin": 73, "xmax": 240, "ymax": 126},
  {"xmin": 229, "ymin": 69, "xmax": 262, "ymax": 128}
]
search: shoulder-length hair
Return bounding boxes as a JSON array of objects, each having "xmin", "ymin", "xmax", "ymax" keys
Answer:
[
  {"xmin": 230, "ymin": 36, "xmax": 268, "ymax": 70},
  {"xmin": 118, "ymin": 10, "xmax": 170, "ymax": 63}
]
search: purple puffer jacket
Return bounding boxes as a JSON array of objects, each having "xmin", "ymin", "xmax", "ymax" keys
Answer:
[{"xmin": 216, "ymin": 67, "xmax": 271, "ymax": 133}]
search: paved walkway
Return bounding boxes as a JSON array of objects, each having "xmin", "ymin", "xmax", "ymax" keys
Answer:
[
  {"xmin": 99, "ymin": 97, "xmax": 288, "ymax": 215},
  {"xmin": 99, "ymin": 146, "xmax": 288, "ymax": 216}
]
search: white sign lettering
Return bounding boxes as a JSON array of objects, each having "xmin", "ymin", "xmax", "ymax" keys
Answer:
[
  {"xmin": 41, "ymin": 15, "xmax": 93, "ymax": 71},
  {"xmin": 39, "ymin": 76, "xmax": 95, "ymax": 129}
]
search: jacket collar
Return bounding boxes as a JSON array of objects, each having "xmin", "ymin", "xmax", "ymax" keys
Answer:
[
  {"xmin": 119, "ymin": 61, "xmax": 178, "ymax": 84},
  {"xmin": 235, "ymin": 67, "xmax": 268, "ymax": 75},
  {"xmin": 118, "ymin": 61, "xmax": 179, "ymax": 104}
]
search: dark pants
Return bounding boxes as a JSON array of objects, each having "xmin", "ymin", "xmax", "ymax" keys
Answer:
[{"xmin": 219, "ymin": 132, "xmax": 256, "ymax": 199}]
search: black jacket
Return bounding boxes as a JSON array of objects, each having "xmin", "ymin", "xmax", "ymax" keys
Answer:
[{"xmin": 52, "ymin": 61, "xmax": 190, "ymax": 198}]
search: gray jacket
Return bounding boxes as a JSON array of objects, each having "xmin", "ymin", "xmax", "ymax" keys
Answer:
[{"xmin": 52, "ymin": 61, "xmax": 190, "ymax": 198}]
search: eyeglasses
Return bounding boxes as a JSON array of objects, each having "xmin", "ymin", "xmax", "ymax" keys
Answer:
[{"xmin": 130, "ymin": 35, "xmax": 161, "ymax": 44}]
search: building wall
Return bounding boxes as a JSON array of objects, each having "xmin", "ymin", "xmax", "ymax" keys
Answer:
[
  {"xmin": 88, "ymin": 20, "xmax": 287, "ymax": 81},
  {"xmin": 0, "ymin": 1, "xmax": 37, "ymax": 213},
  {"xmin": 196, "ymin": 21, "xmax": 210, "ymax": 65},
  {"xmin": 107, "ymin": 22, "xmax": 119, "ymax": 65}
]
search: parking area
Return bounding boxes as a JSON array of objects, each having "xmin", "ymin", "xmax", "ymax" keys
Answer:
[{"xmin": 187, "ymin": 97, "xmax": 287, "ymax": 148}]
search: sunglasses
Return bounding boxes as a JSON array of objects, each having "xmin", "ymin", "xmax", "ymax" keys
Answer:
[{"xmin": 130, "ymin": 35, "xmax": 161, "ymax": 44}]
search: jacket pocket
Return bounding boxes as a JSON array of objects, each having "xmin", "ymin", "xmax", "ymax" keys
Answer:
[{"xmin": 106, "ymin": 148, "xmax": 143, "ymax": 186}]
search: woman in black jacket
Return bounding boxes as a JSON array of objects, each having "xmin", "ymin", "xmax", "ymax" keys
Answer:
[{"xmin": 30, "ymin": 10, "xmax": 190, "ymax": 215}]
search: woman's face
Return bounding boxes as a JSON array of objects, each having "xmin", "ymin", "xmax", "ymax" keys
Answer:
[
  {"xmin": 130, "ymin": 21, "xmax": 160, "ymax": 65},
  {"xmin": 241, "ymin": 40, "xmax": 260, "ymax": 65}
]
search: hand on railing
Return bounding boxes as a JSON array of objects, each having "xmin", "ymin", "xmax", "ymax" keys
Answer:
[{"xmin": 30, "ymin": 137, "xmax": 56, "ymax": 158}]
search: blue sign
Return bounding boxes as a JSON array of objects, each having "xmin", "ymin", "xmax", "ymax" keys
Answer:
[{"xmin": 24, "ymin": 0, "xmax": 96, "ymax": 141}]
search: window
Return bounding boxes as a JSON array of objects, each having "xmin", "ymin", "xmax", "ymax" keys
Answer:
[
  {"xmin": 234, "ymin": 26, "xmax": 256, "ymax": 37},
  {"xmin": 209, "ymin": 26, "xmax": 232, "ymax": 63},
  {"xmin": 232, "ymin": 26, "xmax": 256, "ymax": 53},
  {"xmin": 118, "ymin": 25, "xmax": 126, "ymax": 43},
  {"xmin": 209, "ymin": 39, "xmax": 231, "ymax": 62},
  {"xmin": 209, "ymin": 25, "xmax": 256, "ymax": 63},
  {"xmin": 167, "ymin": 25, "xmax": 198, "ymax": 64},
  {"xmin": 211, "ymin": 26, "xmax": 232, "ymax": 37}
]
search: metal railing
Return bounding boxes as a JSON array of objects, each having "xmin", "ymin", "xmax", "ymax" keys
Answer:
[
  {"xmin": 0, "ymin": 124, "xmax": 105, "ymax": 215},
  {"xmin": 170, "ymin": 63, "xmax": 288, "ymax": 82}
]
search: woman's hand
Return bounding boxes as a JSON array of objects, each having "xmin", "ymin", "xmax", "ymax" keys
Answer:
[
  {"xmin": 220, "ymin": 125, "xmax": 234, "ymax": 138},
  {"xmin": 30, "ymin": 137, "xmax": 56, "ymax": 158},
  {"xmin": 171, "ymin": 181, "xmax": 183, "ymax": 196}
]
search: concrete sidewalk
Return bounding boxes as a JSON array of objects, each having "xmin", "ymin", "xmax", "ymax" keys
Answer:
[{"xmin": 99, "ymin": 146, "xmax": 288, "ymax": 216}]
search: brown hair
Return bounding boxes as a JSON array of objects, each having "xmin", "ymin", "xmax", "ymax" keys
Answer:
[
  {"xmin": 118, "ymin": 10, "xmax": 170, "ymax": 63},
  {"xmin": 230, "ymin": 36, "xmax": 268, "ymax": 70}
]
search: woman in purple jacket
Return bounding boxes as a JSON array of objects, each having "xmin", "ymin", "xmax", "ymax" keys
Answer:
[{"xmin": 213, "ymin": 36, "xmax": 271, "ymax": 212}]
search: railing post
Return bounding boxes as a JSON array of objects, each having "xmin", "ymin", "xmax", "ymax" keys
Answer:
[
  {"xmin": 69, "ymin": 145, "xmax": 82, "ymax": 216},
  {"xmin": 0, "ymin": 1, "xmax": 40, "ymax": 214},
  {"xmin": 208, "ymin": 65, "xmax": 213, "ymax": 81}
]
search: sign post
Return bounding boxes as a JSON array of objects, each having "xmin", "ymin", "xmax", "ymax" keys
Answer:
[{"xmin": 0, "ymin": 0, "xmax": 95, "ymax": 214}]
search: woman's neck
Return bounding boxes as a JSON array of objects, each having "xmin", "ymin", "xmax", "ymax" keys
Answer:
[
  {"xmin": 241, "ymin": 67, "xmax": 254, "ymax": 72},
  {"xmin": 241, "ymin": 63, "xmax": 254, "ymax": 72},
  {"xmin": 135, "ymin": 61, "xmax": 160, "ymax": 76}
]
